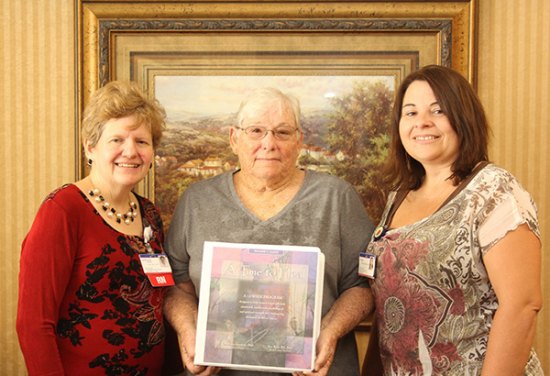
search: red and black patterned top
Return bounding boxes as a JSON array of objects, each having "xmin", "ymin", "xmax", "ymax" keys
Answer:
[{"xmin": 17, "ymin": 184, "xmax": 166, "ymax": 375}]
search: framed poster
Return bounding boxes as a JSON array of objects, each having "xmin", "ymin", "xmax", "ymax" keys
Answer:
[{"xmin": 77, "ymin": 0, "xmax": 477, "ymax": 226}]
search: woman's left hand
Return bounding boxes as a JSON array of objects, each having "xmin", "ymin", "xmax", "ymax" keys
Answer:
[{"xmin": 292, "ymin": 329, "xmax": 337, "ymax": 376}]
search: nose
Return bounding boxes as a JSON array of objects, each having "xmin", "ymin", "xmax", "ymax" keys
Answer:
[
  {"xmin": 260, "ymin": 130, "xmax": 277, "ymax": 149},
  {"xmin": 414, "ymin": 111, "xmax": 434, "ymax": 128},
  {"xmin": 122, "ymin": 139, "xmax": 138, "ymax": 156},
  {"xmin": 264, "ymin": 130, "xmax": 279, "ymax": 138}
]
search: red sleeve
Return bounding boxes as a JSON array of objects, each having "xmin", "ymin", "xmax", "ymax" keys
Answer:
[{"xmin": 16, "ymin": 195, "xmax": 78, "ymax": 375}]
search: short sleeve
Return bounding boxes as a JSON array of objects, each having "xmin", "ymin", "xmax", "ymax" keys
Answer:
[
  {"xmin": 478, "ymin": 173, "xmax": 539, "ymax": 253},
  {"xmin": 338, "ymin": 185, "xmax": 375, "ymax": 292},
  {"xmin": 164, "ymin": 189, "xmax": 192, "ymax": 284}
]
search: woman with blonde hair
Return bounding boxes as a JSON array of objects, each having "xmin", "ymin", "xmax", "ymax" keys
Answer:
[{"xmin": 17, "ymin": 81, "xmax": 170, "ymax": 375}]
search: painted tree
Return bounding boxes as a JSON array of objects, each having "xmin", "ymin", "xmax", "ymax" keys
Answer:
[{"xmin": 326, "ymin": 80, "xmax": 393, "ymax": 222}]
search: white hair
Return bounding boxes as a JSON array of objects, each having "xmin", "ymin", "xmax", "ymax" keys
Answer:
[{"xmin": 236, "ymin": 87, "xmax": 301, "ymax": 130}]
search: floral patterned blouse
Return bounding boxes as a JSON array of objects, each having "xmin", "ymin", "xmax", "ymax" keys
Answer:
[
  {"xmin": 366, "ymin": 163, "xmax": 543, "ymax": 375},
  {"xmin": 17, "ymin": 184, "xmax": 166, "ymax": 375}
]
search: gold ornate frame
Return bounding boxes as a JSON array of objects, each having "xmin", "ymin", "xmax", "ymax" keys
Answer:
[
  {"xmin": 76, "ymin": 0, "xmax": 477, "ymax": 343},
  {"xmin": 77, "ymin": 0, "xmax": 477, "ymax": 198}
]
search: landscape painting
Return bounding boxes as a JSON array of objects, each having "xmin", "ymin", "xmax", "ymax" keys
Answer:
[{"xmin": 154, "ymin": 75, "xmax": 395, "ymax": 229}]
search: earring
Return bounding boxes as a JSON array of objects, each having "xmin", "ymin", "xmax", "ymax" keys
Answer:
[{"xmin": 87, "ymin": 158, "xmax": 93, "ymax": 166}]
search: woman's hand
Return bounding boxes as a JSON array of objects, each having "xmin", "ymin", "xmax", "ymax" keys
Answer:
[
  {"xmin": 165, "ymin": 281, "xmax": 221, "ymax": 375},
  {"xmin": 178, "ymin": 329, "xmax": 221, "ymax": 375},
  {"xmin": 293, "ymin": 329, "xmax": 338, "ymax": 376}
]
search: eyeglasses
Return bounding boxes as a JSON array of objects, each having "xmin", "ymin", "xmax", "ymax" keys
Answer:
[{"xmin": 235, "ymin": 126, "xmax": 300, "ymax": 141}]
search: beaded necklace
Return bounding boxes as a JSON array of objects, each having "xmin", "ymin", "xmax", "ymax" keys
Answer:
[{"xmin": 88, "ymin": 188, "xmax": 138, "ymax": 225}]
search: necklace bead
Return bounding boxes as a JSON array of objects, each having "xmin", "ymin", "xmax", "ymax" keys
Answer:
[{"xmin": 88, "ymin": 188, "xmax": 137, "ymax": 225}]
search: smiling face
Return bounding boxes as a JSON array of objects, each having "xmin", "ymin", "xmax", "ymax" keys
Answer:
[
  {"xmin": 399, "ymin": 80, "xmax": 460, "ymax": 171},
  {"xmin": 86, "ymin": 115, "xmax": 154, "ymax": 191},
  {"xmin": 230, "ymin": 100, "xmax": 303, "ymax": 184}
]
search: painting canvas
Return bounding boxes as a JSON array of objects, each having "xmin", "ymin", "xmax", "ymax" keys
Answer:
[
  {"xmin": 79, "ymin": 0, "xmax": 477, "ymax": 339},
  {"xmin": 154, "ymin": 75, "xmax": 395, "ymax": 228},
  {"xmin": 77, "ymin": 0, "xmax": 477, "ymax": 234}
]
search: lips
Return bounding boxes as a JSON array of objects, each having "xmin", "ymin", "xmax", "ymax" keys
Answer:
[
  {"xmin": 413, "ymin": 135, "xmax": 439, "ymax": 141},
  {"xmin": 115, "ymin": 162, "xmax": 141, "ymax": 168}
]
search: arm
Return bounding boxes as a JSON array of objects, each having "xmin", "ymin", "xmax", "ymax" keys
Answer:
[
  {"xmin": 164, "ymin": 189, "xmax": 222, "ymax": 375},
  {"xmin": 164, "ymin": 281, "xmax": 220, "ymax": 376},
  {"xmin": 297, "ymin": 183, "xmax": 375, "ymax": 375},
  {"xmin": 16, "ymin": 198, "xmax": 76, "ymax": 375},
  {"xmin": 481, "ymin": 224, "xmax": 542, "ymax": 376},
  {"xmin": 301, "ymin": 286, "xmax": 374, "ymax": 376}
]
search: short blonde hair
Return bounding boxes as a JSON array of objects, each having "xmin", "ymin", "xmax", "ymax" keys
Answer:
[{"xmin": 81, "ymin": 81, "xmax": 166, "ymax": 149}]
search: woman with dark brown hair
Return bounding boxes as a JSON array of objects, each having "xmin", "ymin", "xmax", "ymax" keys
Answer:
[{"xmin": 365, "ymin": 65, "xmax": 543, "ymax": 375}]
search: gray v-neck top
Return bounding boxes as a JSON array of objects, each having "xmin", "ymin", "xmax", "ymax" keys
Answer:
[{"xmin": 166, "ymin": 169, "xmax": 375, "ymax": 376}]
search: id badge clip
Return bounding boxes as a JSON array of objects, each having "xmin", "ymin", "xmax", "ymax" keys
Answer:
[
  {"xmin": 139, "ymin": 253, "xmax": 175, "ymax": 287},
  {"xmin": 358, "ymin": 252, "xmax": 376, "ymax": 279}
]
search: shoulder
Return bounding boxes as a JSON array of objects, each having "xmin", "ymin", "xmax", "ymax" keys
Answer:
[
  {"xmin": 134, "ymin": 193, "xmax": 163, "ymax": 228},
  {"xmin": 476, "ymin": 163, "xmax": 516, "ymax": 183},
  {"xmin": 474, "ymin": 164, "xmax": 531, "ymax": 197},
  {"xmin": 40, "ymin": 184, "xmax": 86, "ymax": 210},
  {"xmin": 473, "ymin": 163, "xmax": 538, "ymax": 219},
  {"xmin": 301, "ymin": 171, "xmax": 367, "ymax": 213},
  {"xmin": 135, "ymin": 192, "xmax": 156, "ymax": 210},
  {"xmin": 304, "ymin": 170, "xmax": 354, "ymax": 192},
  {"xmin": 135, "ymin": 193, "xmax": 159, "ymax": 215},
  {"xmin": 172, "ymin": 172, "xmax": 233, "ymax": 216},
  {"xmin": 184, "ymin": 171, "xmax": 232, "ymax": 196},
  {"xmin": 473, "ymin": 164, "xmax": 540, "ymax": 247},
  {"xmin": 31, "ymin": 184, "xmax": 86, "ymax": 226},
  {"xmin": 44, "ymin": 183, "xmax": 81, "ymax": 199}
]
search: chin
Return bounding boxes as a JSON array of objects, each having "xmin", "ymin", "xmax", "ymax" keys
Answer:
[
  {"xmin": 251, "ymin": 169, "xmax": 279, "ymax": 178},
  {"xmin": 258, "ymin": 168, "xmax": 293, "ymax": 180},
  {"xmin": 116, "ymin": 173, "xmax": 147, "ymax": 187}
]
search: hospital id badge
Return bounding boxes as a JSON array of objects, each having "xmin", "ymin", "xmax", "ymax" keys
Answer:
[
  {"xmin": 139, "ymin": 253, "xmax": 175, "ymax": 287},
  {"xmin": 358, "ymin": 252, "xmax": 376, "ymax": 279}
]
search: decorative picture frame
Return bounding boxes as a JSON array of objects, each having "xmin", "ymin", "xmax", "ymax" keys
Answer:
[{"xmin": 77, "ymin": 0, "xmax": 477, "ymax": 226}]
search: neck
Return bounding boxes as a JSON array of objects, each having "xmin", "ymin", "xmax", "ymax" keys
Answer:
[
  {"xmin": 411, "ymin": 173, "xmax": 456, "ymax": 203},
  {"xmin": 84, "ymin": 175, "xmax": 138, "ymax": 225},
  {"xmin": 233, "ymin": 168, "xmax": 305, "ymax": 221},
  {"xmin": 87, "ymin": 175, "xmax": 133, "ymax": 207},
  {"xmin": 420, "ymin": 164, "xmax": 455, "ymax": 190},
  {"xmin": 236, "ymin": 168, "xmax": 302, "ymax": 194}
]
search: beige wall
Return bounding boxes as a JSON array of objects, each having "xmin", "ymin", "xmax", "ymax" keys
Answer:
[
  {"xmin": 1, "ymin": 0, "xmax": 76, "ymax": 374},
  {"xmin": 477, "ymin": 0, "xmax": 550, "ymax": 368},
  {"xmin": 1, "ymin": 0, "xmax": 548, "ymax": 374}
]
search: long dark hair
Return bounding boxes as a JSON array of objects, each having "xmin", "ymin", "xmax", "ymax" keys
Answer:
[{"xmin": 384, "ymin": 65, "xmax": 490, "ymax": 190}]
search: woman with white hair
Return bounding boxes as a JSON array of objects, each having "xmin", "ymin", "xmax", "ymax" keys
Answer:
[{"xmin": 164, "ymin": 87, "xmax": 375, "ymax": 376}]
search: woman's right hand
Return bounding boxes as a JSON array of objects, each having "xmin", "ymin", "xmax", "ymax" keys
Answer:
[
  {"xmin": 166, "ymin": 281, "xmax": 221, "ymax": 375},
  {"xmin": 178, "ymin": 331, "xmax": 221, "ymax": 375}
]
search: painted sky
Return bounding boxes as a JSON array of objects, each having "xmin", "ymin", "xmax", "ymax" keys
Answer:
[{"xmin": 154, "ymin": 75, "xmax": 394, "ymax": 121}]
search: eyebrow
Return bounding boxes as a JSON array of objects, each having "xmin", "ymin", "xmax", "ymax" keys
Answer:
[
  {"xmin": 402, "ymin": 101, "xmax": 439, "ymax": 109},
  {"xmin": 276, "ymin": 122, "xmax": 294, "ymax": 127},
  {"xmin": 244, "ymin": 122, "xmax": 294, "ymax": 128}
]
